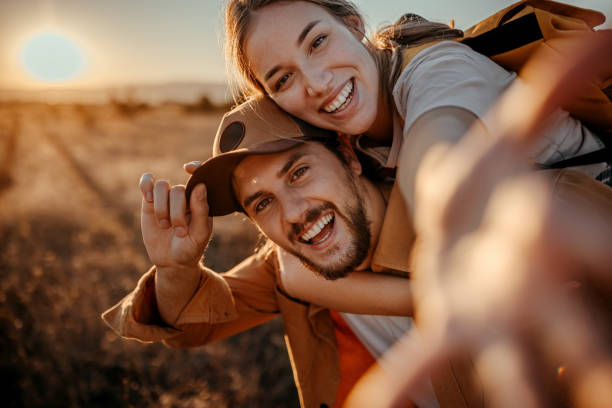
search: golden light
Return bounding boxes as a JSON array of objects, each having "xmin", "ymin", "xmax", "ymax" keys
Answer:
[{"xmin": 20, "ymin": 30, "xmax": 85, "ymax": 83}]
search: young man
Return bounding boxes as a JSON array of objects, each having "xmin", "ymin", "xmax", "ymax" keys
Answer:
[
  {"xmin": 103, "ymin": 97, "xmax": 450, "ymax": 408},
  {"xmin": 103, "ymin": 92, "xmax": 612, "ymax": 407}
]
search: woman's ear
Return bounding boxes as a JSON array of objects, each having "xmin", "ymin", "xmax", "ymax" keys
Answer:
[
  {"xmin": 337, "ymin": 134, "xmax": 362, "ymax": 175},
  {"xmin": 345, "ymin": 15, "xmax": 365, "ymax": 41}
]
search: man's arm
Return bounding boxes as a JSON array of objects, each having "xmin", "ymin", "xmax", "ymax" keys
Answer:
[
  {"xmin": 137, "ymin": 173, "xmax": 211, "ymax": 325},
  {"xmin": 101, "ymin": 173, "xmax": 279, "ymax": 347},
  {"xmin": 101, "ymin": 248, "xmax": 280, "ymax": 348}
]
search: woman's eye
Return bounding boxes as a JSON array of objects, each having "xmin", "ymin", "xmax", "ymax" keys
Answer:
[
  {"xmin": 275, "ymin": 73, "xmax": 291, "ymax": 91},
  {"xmin": 255, "ymin": 197, "xmax": 272, "ymax": 213},
  {"xmin": 290, "ymin": 166, "xmax": 308, "ymax": 182},
  {"xmin": 311, "ymin": 35, "xmax": 327, "ymax": 52}
]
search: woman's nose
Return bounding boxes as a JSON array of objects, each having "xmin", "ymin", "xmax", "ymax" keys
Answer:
[{"xmin": 304, "ymin": 69, "xmax": 333, "ymax": 96}]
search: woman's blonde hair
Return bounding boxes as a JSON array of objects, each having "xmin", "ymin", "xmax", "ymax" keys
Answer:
[{"xmin": 224, "ymin": 0, "xmax": 463, "ymax": 104}]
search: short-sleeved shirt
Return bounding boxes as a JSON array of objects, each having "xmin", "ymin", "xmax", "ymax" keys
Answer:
[{"xmin": 388, "ymin": 41, "xmax": 607, "ymax": 178}]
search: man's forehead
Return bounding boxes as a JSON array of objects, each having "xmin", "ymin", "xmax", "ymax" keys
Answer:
[
  {"xmin": 231, "ymin": 142, "xmax": 329, "ymax": 192},
  {"xmin": 234, "ymin": 142, "xmax": 324, "ymax": 175}
]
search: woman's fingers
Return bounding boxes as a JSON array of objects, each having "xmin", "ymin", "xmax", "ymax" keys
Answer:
[{"xmin": 153, "ymin": 180, "xmax": 171, "ymax": 229}]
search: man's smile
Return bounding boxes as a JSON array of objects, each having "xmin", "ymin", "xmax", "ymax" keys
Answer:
[{"xmin": 298, "ymin": 212, "xmax": 336, "ymax": 247}]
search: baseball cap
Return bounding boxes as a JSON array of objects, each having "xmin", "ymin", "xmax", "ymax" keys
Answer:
[{"xmin": 185, "ymin": 96, "xmax": 336, "ymax": 216}]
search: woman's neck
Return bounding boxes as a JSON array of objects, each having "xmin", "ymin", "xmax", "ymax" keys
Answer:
[{"xmin": 363, "ymin": 92, "xmax": 393, "ymax": 143}]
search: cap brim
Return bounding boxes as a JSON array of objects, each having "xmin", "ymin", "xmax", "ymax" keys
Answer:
[{"xmin": 185, "ymin": 138, "xmax": 305, "ymax": 217}]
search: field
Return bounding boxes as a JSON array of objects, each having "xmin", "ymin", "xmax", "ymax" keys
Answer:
[{"xmin": 0, "ymin": 101, "xmax": 298, "ymax": 407}]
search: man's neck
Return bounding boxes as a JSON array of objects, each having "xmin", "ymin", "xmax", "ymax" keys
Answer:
[{"xmin": 355, "ymin": 176, "xmax": 387, "ymax": 271}]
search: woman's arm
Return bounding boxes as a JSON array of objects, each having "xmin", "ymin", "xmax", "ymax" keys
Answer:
[
  {"xmin": 277, "ymin": 248, "xmax": 413, "ymax": 316},
  {"xmin": 397, "ymin": 106, "xmax": 485, "ymax": 216}
]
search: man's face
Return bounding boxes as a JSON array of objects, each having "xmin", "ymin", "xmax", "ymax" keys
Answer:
[{"xmin": 231, "ymin": 142, "xmax": 372, "ymax": 280}]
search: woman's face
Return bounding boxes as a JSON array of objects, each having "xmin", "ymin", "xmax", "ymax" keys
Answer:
[{"xmin": 245, "ymin": 1, "xmax": 381, "ymax": 136}]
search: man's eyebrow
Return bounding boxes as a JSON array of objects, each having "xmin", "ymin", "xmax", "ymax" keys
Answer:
[
  {"xmin": 297, "ymin": 20, "xmax": 320, "ymax": 46},
  {"xmin": 278, "ymin": 151, "xmax": 307, "ymax": 178},
  {"xmin": 242, "ymin": 151, "xmax": 308, "ymax": 209},
  {"xmin": 243, "ymin": 191, "xmax": 264, "ymax": 210}
]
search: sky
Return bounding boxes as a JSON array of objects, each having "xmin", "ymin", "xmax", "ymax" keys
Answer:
[{"xmin": 1, "ymin": 0, "xmax": 610, "ymax": 90}]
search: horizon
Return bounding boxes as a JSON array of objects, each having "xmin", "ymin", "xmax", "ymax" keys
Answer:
[{"xmin": 2, "ymin": 0, "xmax": 610, "ymax": 97}]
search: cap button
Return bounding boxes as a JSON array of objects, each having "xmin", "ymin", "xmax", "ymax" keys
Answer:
[{"xmin": 219, "ymin": 121, "xmax": 246, "ymax": 153}]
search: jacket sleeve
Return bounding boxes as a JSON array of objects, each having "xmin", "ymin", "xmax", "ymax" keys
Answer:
[{"xmin": 101, "ymin": 248, "xmax": 281, "ymax": 348}]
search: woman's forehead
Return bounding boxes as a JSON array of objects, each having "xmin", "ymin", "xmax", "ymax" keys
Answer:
[{"xmin": 245, "ymin": 1, "xmax": 336, "ymax": 61}]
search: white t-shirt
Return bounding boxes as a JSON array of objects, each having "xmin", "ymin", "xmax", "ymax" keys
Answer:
[
  {"xmin": 340, "ymin": 313, "xmax": 440, "ymax": 408},
  {"xmin": 388, "ymin": 41, "xmax": 606, "ymax": 177}
]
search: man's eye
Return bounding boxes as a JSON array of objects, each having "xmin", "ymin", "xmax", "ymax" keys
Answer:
[
  {"xmin": 311, "ymin": 35, "xmax": 327, "ymax": 51},
  {"xmin": 290, "ymin": 166, "xmax": 308, "ymax": 182},
  {"xmin": 255, "ymin": 197, "xmax": 272, "ymax": 213},
  {"xmin": 275, "ymin": 73, "xmax": 291, "ymax": 91}
]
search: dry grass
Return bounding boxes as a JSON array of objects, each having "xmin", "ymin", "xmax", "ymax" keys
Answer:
[{"xmin": 0, "ymin": 103, "xmax": 298, "ymax": 407}]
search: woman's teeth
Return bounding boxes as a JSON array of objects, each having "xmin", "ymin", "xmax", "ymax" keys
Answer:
[
  {"xmin": 324, "ymin": 81, "xmax": 353, "ymax": 113},
  {"xmin": 301, "ymin": 214, "xmax": 334, "ymax": 242}
]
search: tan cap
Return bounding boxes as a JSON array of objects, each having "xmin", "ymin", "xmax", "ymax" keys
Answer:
[{"xmin": 185, "ymin": 97, "xmax": 336, "ymax": 216}]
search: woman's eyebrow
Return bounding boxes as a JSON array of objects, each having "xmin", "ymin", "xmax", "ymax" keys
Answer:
[
  {"xmin": 264, "ymin": 20, "xmax": 321, "ymax": 83},
  {"xmin": 297, "ymin": 20, "xmax": 321, "ymax": 46}
]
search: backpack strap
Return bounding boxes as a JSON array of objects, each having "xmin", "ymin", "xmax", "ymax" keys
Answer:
[{"xmin": 537, "ymin": 147, "xmax": 611, "ymax": 169}]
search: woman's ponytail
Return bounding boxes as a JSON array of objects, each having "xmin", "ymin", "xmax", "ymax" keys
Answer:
[{"xmin": 373, "ymin": 13, "xmax": 463, "ymax": 50}]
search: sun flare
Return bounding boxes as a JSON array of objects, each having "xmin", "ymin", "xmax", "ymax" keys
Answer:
[{"xmin": 20, "ymin": 30, "xmax": 85, "ymax": 83}]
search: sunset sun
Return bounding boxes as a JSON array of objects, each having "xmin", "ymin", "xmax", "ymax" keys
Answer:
[{"xmin": 20, "ymin": 30, "xmax": 85, "ymax": 83}]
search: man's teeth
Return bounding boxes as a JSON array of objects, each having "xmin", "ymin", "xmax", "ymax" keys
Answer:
[
  {"xmin": 301, "ymin": 214, "xmax": 334, "ymax": 242},
  {"xmin": 324, "ymin": 81, "xmax": 353, "ymax": 113}
]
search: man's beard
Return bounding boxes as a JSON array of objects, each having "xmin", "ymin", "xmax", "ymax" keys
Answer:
[{"xmin": 283, "ymin": 179, "xmax": 372, "ymax": 280}]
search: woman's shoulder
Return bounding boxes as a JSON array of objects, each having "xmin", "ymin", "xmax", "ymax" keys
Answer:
[
  {"xmin": 400, "ymin": 40, "xmax": 506, "ymax": 83},
  {"xmin": 392, "ymin": 40, "xmax": 516, "ymax": 131}
]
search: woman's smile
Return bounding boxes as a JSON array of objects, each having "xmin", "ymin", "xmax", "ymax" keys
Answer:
[
  {"xmin": 245, "ymin": 1, "xmax": 382, "ymax": 136},
  {"xmin": 322, "ymin": 79, "xmax": 354, "ymax": 113}
]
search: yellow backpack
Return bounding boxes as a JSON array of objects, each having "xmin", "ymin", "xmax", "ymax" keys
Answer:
[{"xmin": 401, "ymin": 0, "xmax": 612, "ymax": 138}]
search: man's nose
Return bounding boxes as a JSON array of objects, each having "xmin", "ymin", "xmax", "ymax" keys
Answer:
[
  {"xmin": 303, "ymin": 67, "xmax": 333, "ymax": 96},
  {"xmin": 281, "ymin": 192, "xmax": 309, "ymax": 225}
]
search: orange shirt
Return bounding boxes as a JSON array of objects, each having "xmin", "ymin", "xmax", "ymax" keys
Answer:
[{"xmin": 329, "ymin": 310, "xmax": 376, "ymax": 408}]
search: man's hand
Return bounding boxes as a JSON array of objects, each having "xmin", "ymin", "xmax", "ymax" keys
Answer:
[{"xmin": 139, "ymin": 173, "xmax": 212, "ymax": 269}]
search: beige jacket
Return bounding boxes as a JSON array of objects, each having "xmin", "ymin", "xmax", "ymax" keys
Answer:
[{"xmin": 102, "ymin": 176, "xmax": 490, "ymax": 408}]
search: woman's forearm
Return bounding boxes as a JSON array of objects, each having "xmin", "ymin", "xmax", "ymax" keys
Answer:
[{"xmin": 278, "ymin": 249, "xmax": 413, "ymax": 316}]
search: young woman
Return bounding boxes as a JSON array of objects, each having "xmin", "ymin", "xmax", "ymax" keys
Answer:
[{"xmin": 218, "ymin": 0, "xmax": 611, "ymax": 304}]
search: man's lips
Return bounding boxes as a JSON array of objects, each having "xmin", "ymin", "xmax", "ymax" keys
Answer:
[{"xmin": 298, "ymin": 213, "xmax": 335, "ymax": 246}]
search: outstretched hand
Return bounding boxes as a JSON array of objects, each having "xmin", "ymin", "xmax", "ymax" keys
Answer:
[
  {"xmin": 139, "ymin": 173, "xmax": 212, "ymax": 269},
  {"xmin": 346, "ymin": 30, "xmax": 612, "ymax": 408}
]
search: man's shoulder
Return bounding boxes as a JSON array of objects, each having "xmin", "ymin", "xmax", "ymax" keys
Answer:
[{"xmin": 371, "ymin": 180, "xmax": 415, "ymax": 277}]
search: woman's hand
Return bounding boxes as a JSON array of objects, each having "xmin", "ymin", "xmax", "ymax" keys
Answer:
[
  {"xmin": 139, "ymin": 173, "xmax": 212, "ymax": 269},
  {"xmin": 347, "ymin": 30, "xmax": 612, "ymax": 408}
]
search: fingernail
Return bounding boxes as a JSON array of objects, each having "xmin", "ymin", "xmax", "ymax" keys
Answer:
[
  {"xmin": 175, "ymin": 226, "xmax": 187, "ymax": 237},
  {"xmin": 159, "ymin": 219, "xmax": 170, "ymax": 229},
  {"xmin": 185, "ymin": 161, "xmax": 200, "ymax": 168},
  {"xmin": 146, "ymin": 191, "xmax": 153, "ymax": 202},
  {"xmin": 197, "ymin": 188, "xmax": 205, "ymax": 201}
]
